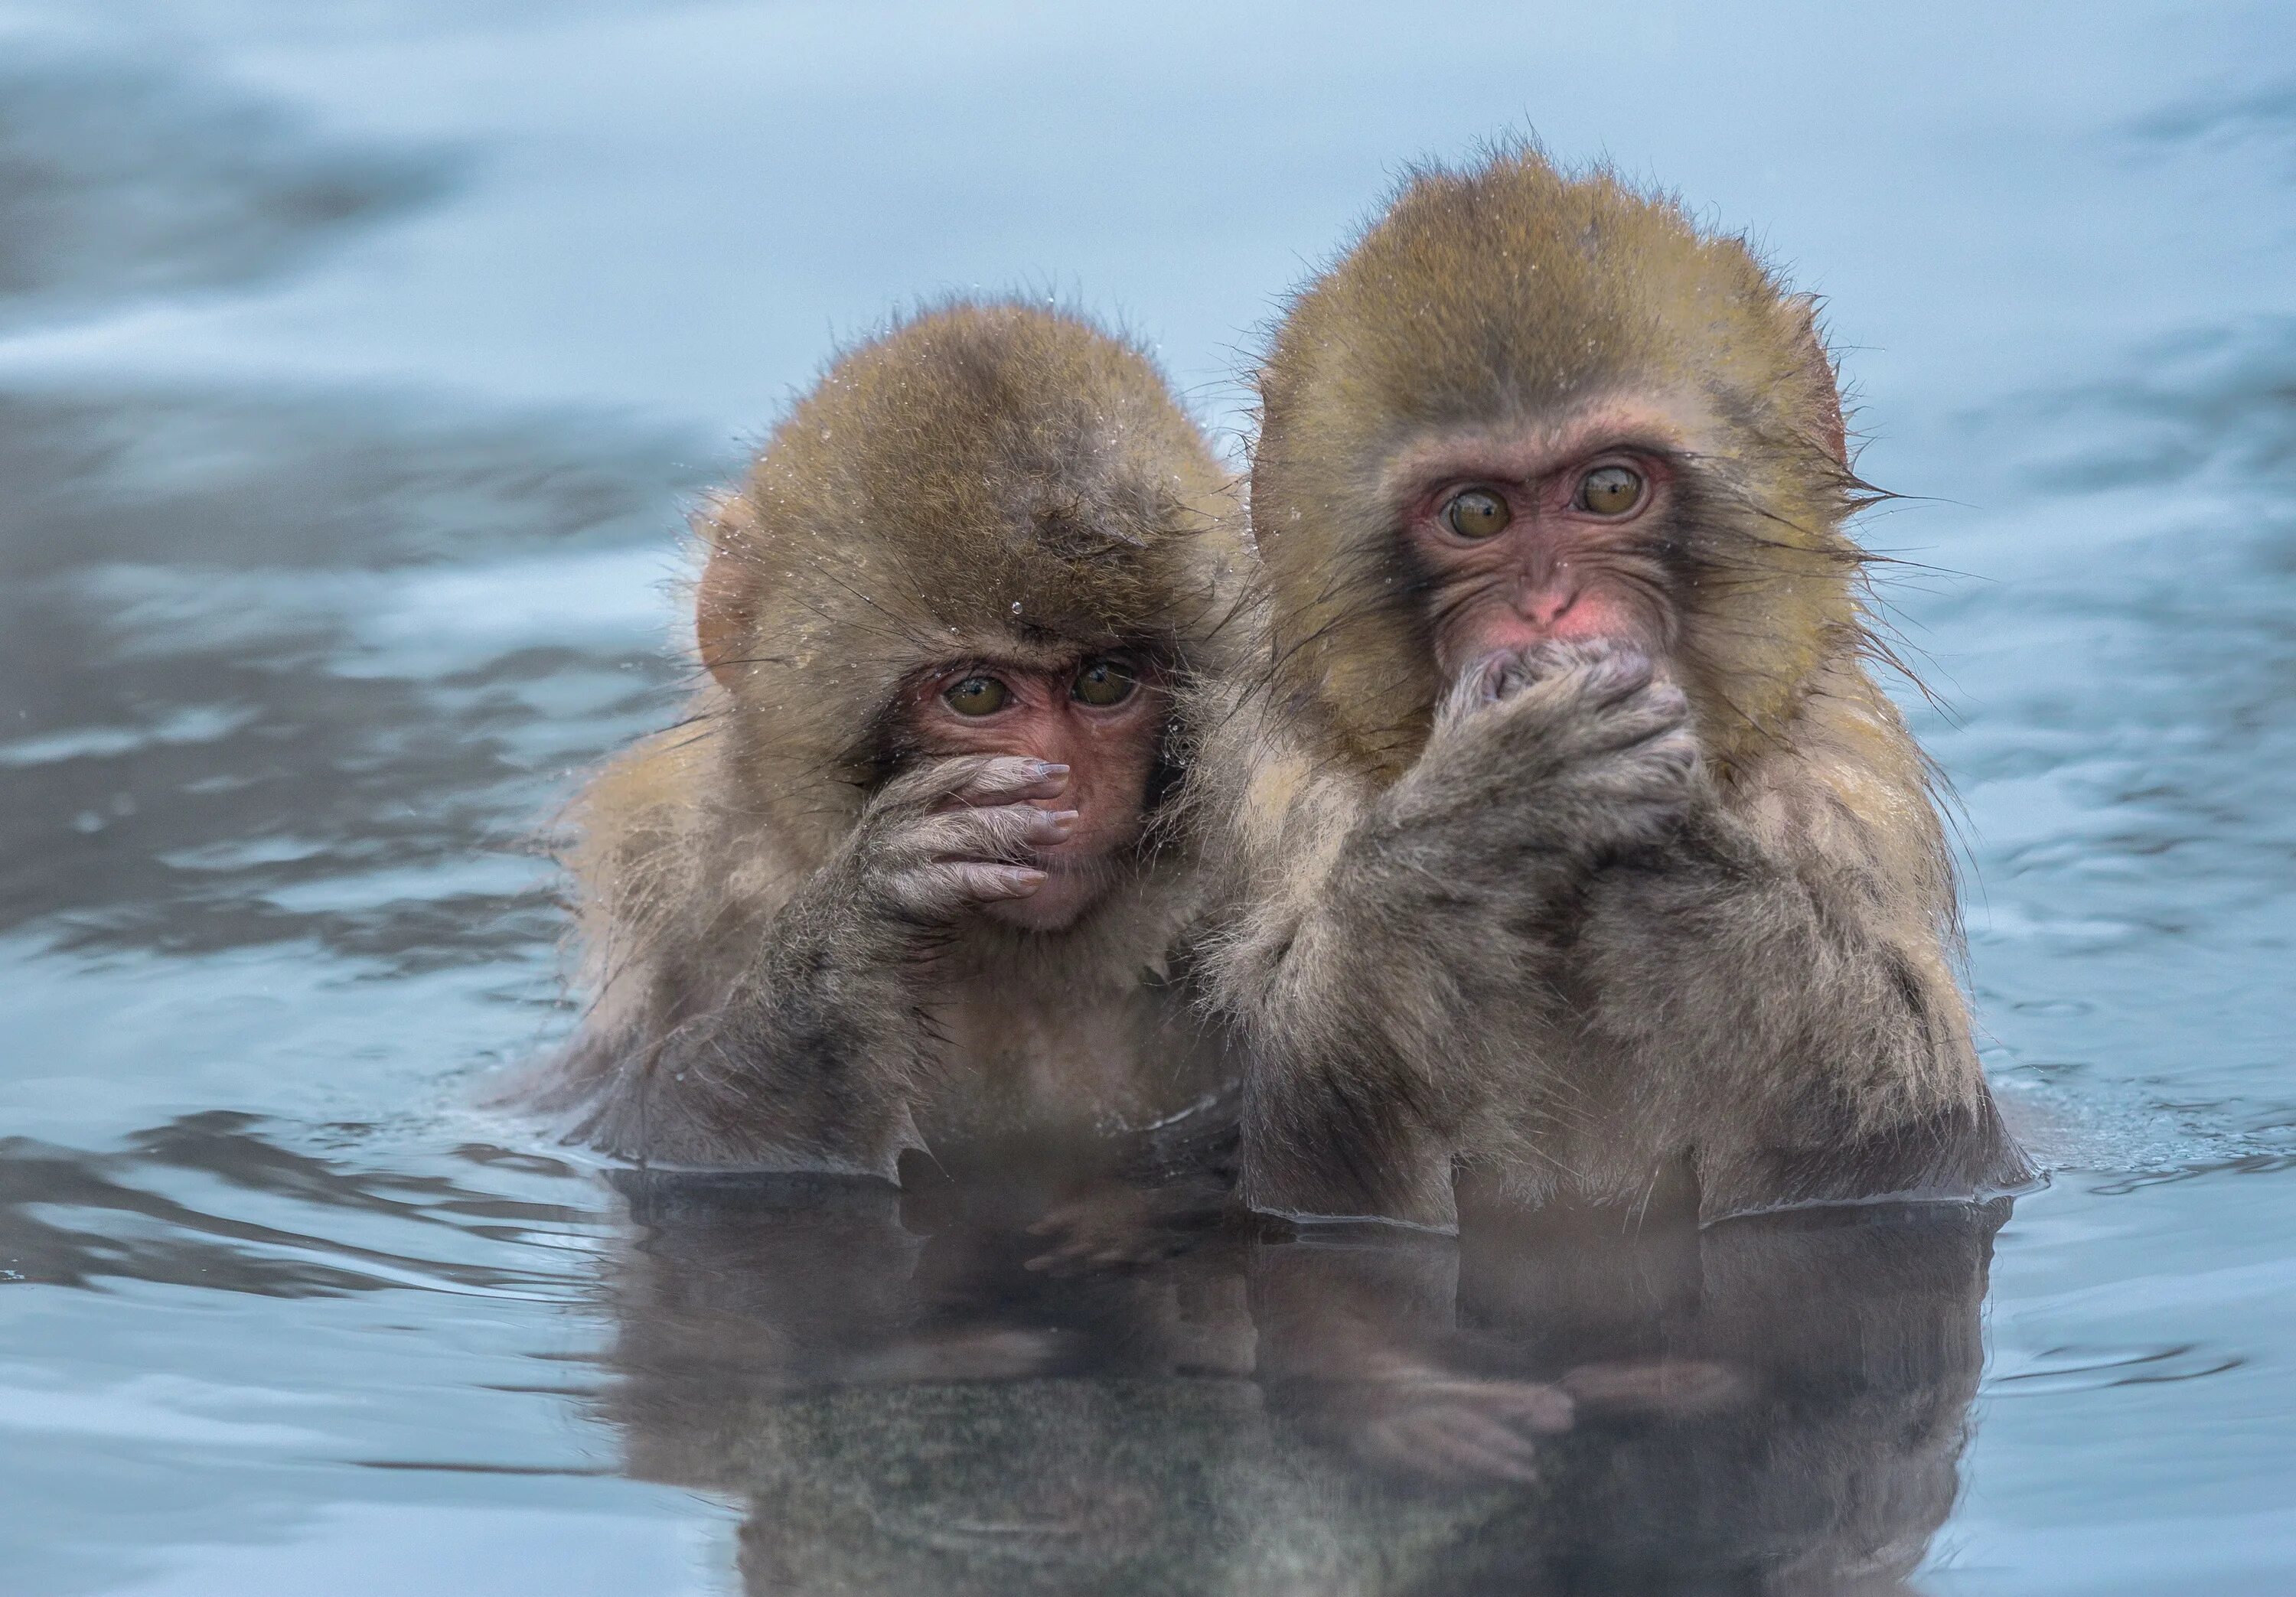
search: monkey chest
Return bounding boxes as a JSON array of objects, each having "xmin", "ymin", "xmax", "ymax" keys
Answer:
[{"xmin": 916, "ymin": 989, "xmax": 1200, "ymax": 1146}]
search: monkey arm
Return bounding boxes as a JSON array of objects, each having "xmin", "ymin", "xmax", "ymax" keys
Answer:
[
  {"xmin": 1210, "ymin": 651, "xmax": 1699, "ymax": 1228},
  {"xmin": 1571, "ymin": 798, "xmax": 2034, "ymax": 1217},
  {"xmin": 553, "ymin": 755, "xmax": 1065, "ymax": 1175},
  {"xmin": 1215, "ymin": 646, "xmax": 2029, "ymax": 1226},
  {"xmin": 1197, "ymin": 733, "xmax": 1466, "ymax": 1229},
  {"xmin": 554, "ymin": 837, "xmax": 932, "ymax": 1176}
]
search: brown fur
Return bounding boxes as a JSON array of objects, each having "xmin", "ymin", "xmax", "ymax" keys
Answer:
[
  {"xmin": 1197, "ymin": 149, "xmax": 2031, "ymax": 1227},
  {"xmin": 520, "ymin": 301, "xmax": 1247, "ymax": 1176}
]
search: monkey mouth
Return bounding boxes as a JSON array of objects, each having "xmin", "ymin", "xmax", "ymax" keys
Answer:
[{"xmin": 1023, "ymin": 851, "xmax": 1124, "ymax": 894}]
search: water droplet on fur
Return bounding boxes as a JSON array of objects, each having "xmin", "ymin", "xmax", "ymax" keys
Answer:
[{"xmin": 1010, "ymin": 601, "xmax": 1023, "ymax": 615}]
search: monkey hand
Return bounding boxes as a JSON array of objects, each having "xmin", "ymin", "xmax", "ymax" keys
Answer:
[
  {"xmin": 1023, "ymin": 1176, "xmax": 1228, "ymax": 1276},
  {"xmin": 1306, "ymin": 1365, "xmax": 1575, "ymax": 1485},
  {"xmin": 1401, "ymin": 638, "xmax": 1701, "ymax": 865},
  {"xmin": 1557, "ymin": 1356, "xmax": 1750, "ymax": 1419},
  {"xmin": 838, "ymin": 754, "xmax": 1076, "ymax": 928}
]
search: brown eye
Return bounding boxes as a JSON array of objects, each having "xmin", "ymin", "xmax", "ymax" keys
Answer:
[
  {"xmin": 944, "ymin": 675, "xmax": 1009, "ymax": 716},
  {"xmin": 1577, "ymin": 464, "xmax": 1645, "ymax": 516},
  {"xmin": 1071, "ymin": 657, "xmax": 1137, "ymax": 708},
  {"xmin": 1443, "ymin": 488, "xmax": 1512, "ymax": 539}
]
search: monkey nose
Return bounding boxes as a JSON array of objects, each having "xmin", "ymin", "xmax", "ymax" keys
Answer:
[{"xmin": 1517, "ymin": 583, "xmax": 1581, "ymax": 628}]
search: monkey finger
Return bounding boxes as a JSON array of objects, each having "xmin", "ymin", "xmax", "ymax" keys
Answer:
[
  {"xmin": 875, "ymin": 753, "xmax": 1006, "ymax": 812},
  {"xmin": 1576, "ymin": 710, "xmax": 1701, "ymax": 775},
  {"xmin": 944, "ymin": 804, "xmax": 1078, "ymax": 862},
  {"xmin": 1427, "ymin": 1420, "xmax": 1544, "ymax": 1484},
  {"xmin": 1453, "ymin": 651, "xmax": 1533, "ymax": 710},
  {"xmin": 944, "ymin": 756, "xmax": 1071, "ymax": 809},
  {"xmin": 904, "ymin": 803, "xmax": 1071, "ymax": 865},
  {"xmin": 876, "ymin": 754, "xmax": 1064, "ymax": 817},
  {"xmin": 1532, "ymin": 647, "xmax": 1659, "ymax": 719},
  {"xmin": 1558, "ymin": 1357, "xmax": 1749, "ymax": 1416},
  {"xmin": 940, "ymin": 862, "xmax": 1048, "ymax": 902},
  {"xmin": 1406, "ymin": 1377, "xmax": 1577, "ymax": 1434},
  {"xmin": 1365, "ymin": 1409, "xmax": 1542, "ymax": 1484},
  {"xmin": 882, "ymin": 861, "xmax": 1045, "ymax": 920},
  {"xmin": 1475, "ymin": 1380, "xmax": 1578, "ymax": 1434},
  {"xmin": 1521, "ymin": 681, "xmax": 1691, "ymax": 769}
]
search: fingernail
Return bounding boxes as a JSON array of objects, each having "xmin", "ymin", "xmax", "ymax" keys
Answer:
[{"xmin": 1039, "ymin": 762, "xmax": 1070, "ymax": 777}]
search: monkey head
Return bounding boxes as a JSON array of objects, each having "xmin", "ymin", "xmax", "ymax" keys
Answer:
[
  {"xmin": 1251, "ymin": 147, "xmax": 1864, "ymax": 784},
  {"xmin": 693, "ymin": 301, "xmax": 1239, "ymax": 930}
]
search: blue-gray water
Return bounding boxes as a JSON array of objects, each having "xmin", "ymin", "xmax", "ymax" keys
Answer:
[{"xmin": 2, "ymin": 3, "xmax": 2291, "ymax": 1592}]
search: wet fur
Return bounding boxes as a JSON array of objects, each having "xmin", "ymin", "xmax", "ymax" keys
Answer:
[
  {"xmin": 1195, "ymin": 149, "xmax": 2032, "ymax": 1227},
  {"xmin": 517, "ymin": 302, "xmax": 1247, "ymax": 1175}
]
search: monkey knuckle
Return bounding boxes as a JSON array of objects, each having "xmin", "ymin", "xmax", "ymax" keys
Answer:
[
  {"xmin": 880, "ymin": 867, "xmax": 957, "ymax": 920},
  {"xmin": 1632, "ymin": 679, "xmax": 1691, "ymax": 722},
  {"xmin": 938, "ymin": 863, "xmax": 1001, "ymax": 901},
  {"xmin": 1620, "ymin": 737, "xmax": 1700, "ymax": 786},
  {"xmin": 1652, "ymin": 725, "xmax": 1701, "ymax": 764},
  {"xmin": 970, "ymin": 755, "xmax": 1052, "ymax": 795},
  {"xmin": 893, "ymin": 808, "xmax": 964, "ymax": 850},
  {"xmin": 984, "ymin": 800, "xmax": 1045, "ymax": 836},
  {"xmin": 885, "ymin": 755, "xmax": 1003, "ymax": 812},
  {"xmin": 963, "ymin": 804, "xmax": 1041, "ymax": 856},
  {"xmin": 1437, "ymin": 670, "xmax": 1502, "ymax": 729},
  {"xmin": 928, "ymin": 862, "xmax": 1004, "ymax": 909},
  {"xmin": 1585, "ymin": 661, "xmax": 1658, "ymax": 710}
]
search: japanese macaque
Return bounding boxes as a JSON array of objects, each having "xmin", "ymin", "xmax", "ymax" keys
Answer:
[
  {"xmin": 1201, "ymin": 149, "xmax": 2033, "ymax": 1228},
  {"xmin": 520, "ymin": 301, "xmax": 1245, "ymax": 1187}
]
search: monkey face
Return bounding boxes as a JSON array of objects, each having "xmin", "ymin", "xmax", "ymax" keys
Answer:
[
  {"xmin": 902, "ymin": 652, "xmax": 1166, "ymax": 931},
  {"xmin": 1389, "ymin": 411, "xmax": 1685, "ymax": 685}
]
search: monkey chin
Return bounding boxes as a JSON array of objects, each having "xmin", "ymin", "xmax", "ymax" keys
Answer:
[{"xmin": 977, "ymin": 858, "xmax": 1117, "ymax": 935}]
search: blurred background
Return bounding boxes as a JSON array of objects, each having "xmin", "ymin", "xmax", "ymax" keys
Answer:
[{"xmin": 0, "ymin": 2, "xmax": 2291, "ymax": 1592}]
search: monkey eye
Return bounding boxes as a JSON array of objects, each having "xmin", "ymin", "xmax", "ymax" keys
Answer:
[
  {"xmin": 1442, "ymin": 487, "xmax": 1513, "ymax": 539},
  {"xmin": 1071, "ymin": 657, "xmax": 1137, "ymax": 709},
  {"xmin": 1576, "ymin": 464, "xmax": 1645, "ymax": 516},
  {"xmin": 944, "ymin": 675, "xmax": 1011, "ymax": 716}
]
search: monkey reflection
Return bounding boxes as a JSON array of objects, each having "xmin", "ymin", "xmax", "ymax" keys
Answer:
[
  {"xmin": 592, "ymin": 1168, "xmax": 1264, "ymax": 1589},
  {"xmin": 1251, "ymin": 1194, "xmax": 2010, "ymax": 1596},
  {"xmin": 591, "ymin": 1165, "xmax": 2006, "ymax": 1596},
  {"xmin": 512, "ymin": 303, "xmax": 1246, "ymax": 1212},
  {"xmin": 1201, "ymin": 148, "xmax": 2032, "ymax": 1228}
]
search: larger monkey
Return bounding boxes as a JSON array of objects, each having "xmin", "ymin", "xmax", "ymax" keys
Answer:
[
  {"xmin": 525, "ymin": 303, "xmax": 1244, "ymax": 1183},
  {"xmin": 1204, "ymin": 151, "xmax": 2032, "ymax": 1228}
]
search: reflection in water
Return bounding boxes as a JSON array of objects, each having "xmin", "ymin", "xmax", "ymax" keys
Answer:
[
  {"xmin": 599, "ymin": 1174, "xmax": 2004, "ymax": 1595},
  {"xmin": 0, "ymin": 3, "xmax": 2290, "ymax": 1591}
]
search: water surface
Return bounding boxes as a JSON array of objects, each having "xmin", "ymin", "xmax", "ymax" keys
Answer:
[{"xmin": 2, "ymin": 3, "xmax": 2292, "ymax": 1592}]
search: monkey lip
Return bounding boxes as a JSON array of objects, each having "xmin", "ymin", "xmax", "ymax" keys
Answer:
[
  {"xmin": 1024, "ymin": 851, "xmax": 1101, "ymax": 878},
  {"xmin": 1015, "ymin": 849, "xmax": 1124, "ymax": 897}
]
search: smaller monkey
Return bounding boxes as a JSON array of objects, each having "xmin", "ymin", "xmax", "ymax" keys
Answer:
[
  {"xmin": 1202, "ymin": 149, "xmax": 2032, "ymax": 1229},
  {"xmin": 520, "ymin": 302, "xmax": 1244, "ymax": 1189}
]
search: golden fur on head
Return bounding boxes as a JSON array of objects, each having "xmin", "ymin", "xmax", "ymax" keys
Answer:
[
  {"xmin": 693, "ymin": 300, "xmax": 1241, "ymax": 863},
  {"xmin": 1251, "ymin": 145, "xmax": 1863, "ymax": 781}
]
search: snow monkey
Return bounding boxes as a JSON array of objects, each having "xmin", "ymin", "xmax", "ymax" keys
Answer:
[
  {"xmin": 526, "ymin": 302, "xmax": 1247, "ymax": 1185},
  {"xmin": 1203, "ymin": 149, "xmax": 2033, "ymax": 1230}
]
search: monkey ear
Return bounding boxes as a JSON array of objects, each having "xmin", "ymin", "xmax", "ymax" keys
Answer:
[
  {"xmin": 693, "ymin": 494, "xmax": 758, "ymax": 691},
  {"xmin": 1787, "ymin": 294, "xmax": 1849, "ymax": 467}
]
